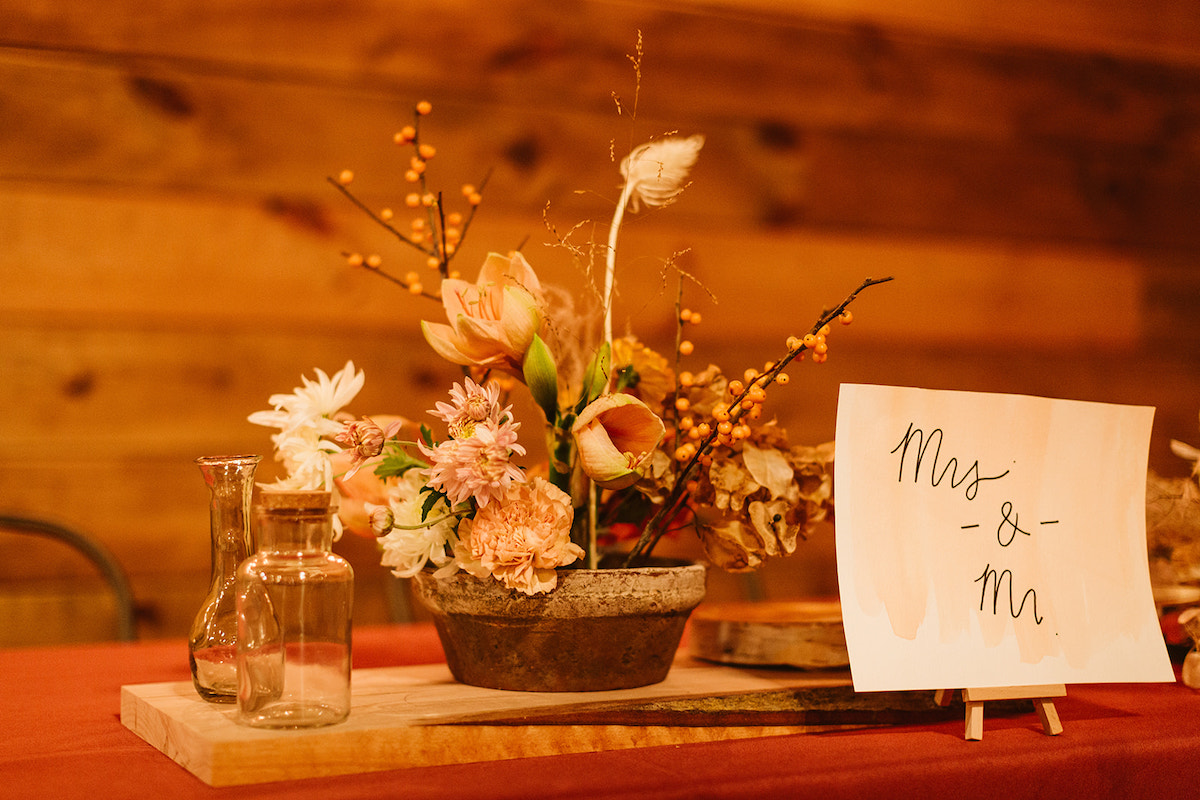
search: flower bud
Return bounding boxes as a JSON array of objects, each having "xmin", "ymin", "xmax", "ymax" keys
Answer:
[
  {"xmin": 522, "ymin": 333, "xmax": 559, "ymax": 423},
  {"xmin": 571, "ymin": 393, "xmax": 665, "ymax": 490},
  {"xmin": 367, "ymin": 504, "xmax": 395, "ymax": 535},
  {"xmin": 336, "ymin": 417, "xmax": 387, "ymax": 460}
]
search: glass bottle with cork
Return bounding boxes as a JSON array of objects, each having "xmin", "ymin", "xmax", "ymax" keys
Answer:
[{"xmin": 236, "ymin": 489, "xmax": 353, "ymax": 728}]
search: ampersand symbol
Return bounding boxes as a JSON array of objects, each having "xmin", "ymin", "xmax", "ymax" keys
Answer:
[{"xmin": 996, "ymin": 501, "xmax": 1031, "ymax": 547}]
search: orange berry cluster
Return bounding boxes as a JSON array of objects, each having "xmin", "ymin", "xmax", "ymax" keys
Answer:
[
  {"xmin": 670, "ymin": 365, "xmax": 784, "ymax": 464},
  {"xmin": 677, "ymin": 307, "xmax": 700, "ymax": 356},
  {"xmin": 667, "ymin": 306, "xmax": 858, "ymax": 466},
  {"xmin": 785, "ymin": 309, "xmax": 852, "ymax": 365},
  {"xmin": 669, "ymin": 308, "xmax": 707, "ymax": 464},
  {"xmin": 338, "ymin": 101, "xmax": 480, "ymax": 295},
  {"xmin": 666, "ymin": 306, "xmax": 793, "ymax": 464}
]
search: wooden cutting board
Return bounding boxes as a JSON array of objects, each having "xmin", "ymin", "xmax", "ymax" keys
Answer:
[{"xmin": 120, "ymin": 656, "xmax": 957, "ymax": 787}]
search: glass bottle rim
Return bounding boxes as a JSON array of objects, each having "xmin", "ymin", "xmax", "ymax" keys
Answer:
[{"xmin": 195, "ymin": 454, "xmax": 263, "ymax": 466}]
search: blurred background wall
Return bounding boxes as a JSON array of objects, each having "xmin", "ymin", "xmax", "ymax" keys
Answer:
[{"xmin": 2, "ymin": 0, "xmax": 1198, "ymax": 642}]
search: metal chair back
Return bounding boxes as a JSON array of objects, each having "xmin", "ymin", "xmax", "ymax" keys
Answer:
[{"xmin": 0, "ymin": 514, "xmax": 138, "ymax": 643}]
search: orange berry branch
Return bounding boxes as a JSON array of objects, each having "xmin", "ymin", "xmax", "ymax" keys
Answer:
[
  {"xmin": 326, "ymin": 101, "xmax": 491, "ymax": 301},
  {"xmin": 622, "ymin": 274, "xmax": 895, "ymax": 566}
]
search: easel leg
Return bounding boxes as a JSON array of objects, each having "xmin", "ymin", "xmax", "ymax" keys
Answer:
[
  {"xmin": 964, "ymin": 700, "xmax": 985, "ymax": 740},
  {"xmin": 934, "ymin": 688, "xmax": 986, "ymax": 740},
  {"xmin": 1034, "ymin": 698, "xmax": 1063, "ymax": 736},
  {"xmin": 951, "ymin": 685, "xmax": 1066, "ymax": 740}
]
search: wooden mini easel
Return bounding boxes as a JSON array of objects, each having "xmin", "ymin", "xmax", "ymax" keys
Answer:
[{"xmin": 934, "ymin": 684, "xmax": 1066, "ymax": 740}]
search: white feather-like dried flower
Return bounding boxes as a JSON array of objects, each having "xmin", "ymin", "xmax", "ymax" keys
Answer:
[
  {"xmin": 619, "ymin": 134, "xmax": 705, "ymax": 212},
  {"xmin": 603, "ymin": 134, "xmax": 705, "ymax": 354}
]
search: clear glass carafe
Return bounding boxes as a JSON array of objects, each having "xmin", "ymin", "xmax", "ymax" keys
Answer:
[
  {"xmin": 236, "ymin": 490, "xmax": 353, "ymax": 728},
  {"xmin": 189, "ymin": 454, "xmax": 261, "ymax": 702}
]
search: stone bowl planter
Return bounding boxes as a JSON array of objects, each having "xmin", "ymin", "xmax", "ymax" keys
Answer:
[{"xmin": 411, "ymin": 563, "xmax": 707, "ymax": 692}]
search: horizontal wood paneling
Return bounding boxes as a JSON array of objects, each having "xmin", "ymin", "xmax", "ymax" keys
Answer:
[
  {"xmin": 3, "ymin": 24, "xmax": 1200, "ymax": 248},
  {"xmin": 706, "ymin": 0, "xmax": 1200, "ymax": 67},
  {"xmin": 5, "ymin": 327, "xmax": 1196, "ymax": 538},
  {"xmin": 3, "ymin": 0, "xmax": 1199, "ymax": 642},
  {"xmin": 10, "ymin": 327, "xmax": 1195, "ymax": 467},
  {"xmin": 0, "ymin": 188, "xmax": 1156, "ymax": 348}
]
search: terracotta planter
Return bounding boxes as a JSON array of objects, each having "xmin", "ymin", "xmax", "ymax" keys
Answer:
[{"xmin": 411, "ymin": 563, "xmax": 707, "ymax": 692}]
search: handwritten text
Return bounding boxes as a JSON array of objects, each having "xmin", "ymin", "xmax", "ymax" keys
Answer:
[{"xmin": 891, "ymin": 423, "xmax": 1009, "ymax": 501}]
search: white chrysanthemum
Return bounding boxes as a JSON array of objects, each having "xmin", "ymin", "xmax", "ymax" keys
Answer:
[
  {"xmin": 249, "ymin": 362, "xmax": 366, "ymax": 512},
  {"xmin": 248, "ymin": 361, "xmax": 364, "ymax": 438},
  {"xmin": 269, "ymin": 429, "xmax": 339, "ymax": 491},
  {"xmin": 378, "ymin": 473, "xmax": 458, "ymax": 578}
]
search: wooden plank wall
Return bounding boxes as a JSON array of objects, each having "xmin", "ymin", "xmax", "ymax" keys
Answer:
[{"xmin": 2, "ymin": 0, "xmax": 1198, "ymax": 642}]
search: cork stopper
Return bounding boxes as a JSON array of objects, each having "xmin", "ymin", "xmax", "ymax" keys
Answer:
[{"xmin": 256, "ymin": 490, "xmax": 335, "ymax": 513}]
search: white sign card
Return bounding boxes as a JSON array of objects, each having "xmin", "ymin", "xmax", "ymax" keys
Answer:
[{"xmin": 834, "ymin": 384, "xmax": 1174, "ymax": 692}]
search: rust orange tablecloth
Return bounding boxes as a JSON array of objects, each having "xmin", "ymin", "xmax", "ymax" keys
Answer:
[{"xmin": 2, "ymin": 624, "xmax": 1199, "ymax": 799}]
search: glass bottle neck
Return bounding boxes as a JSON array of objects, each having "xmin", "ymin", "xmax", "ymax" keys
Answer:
[
  {"xmin": 197, "ymin": 455, "xmax": 259, "ymax": 581},
  {"xmin": 210, "ymin": 482, "xmax": 253, "ymax": 549},
  {"xmin": 256, "ymin": 511, "xmax": 334, "ymax": 553}
]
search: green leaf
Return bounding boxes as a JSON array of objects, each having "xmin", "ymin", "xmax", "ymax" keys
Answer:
[
  {"xmin": 613, "ymin": 364, "xmax": 639, "ymax": 394},
  {"xmin": 522, "ymin": 333, "xmax": 559, "ymax": 423},
  {"xmin": 580, "ymin": 342, "xmax": 611, "ymax": 409},
  {"xmin": 420, "ymin": 486, "xmax": 454, "ymax": 521},
  {"xmin": 373, "ymin": 441, "xmax": 428, "ymax": 480}
]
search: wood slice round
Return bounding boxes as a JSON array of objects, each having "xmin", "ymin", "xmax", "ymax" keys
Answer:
[{"xmin": 688, "ymin": 599, "xmax": 849, "ymax": 669}]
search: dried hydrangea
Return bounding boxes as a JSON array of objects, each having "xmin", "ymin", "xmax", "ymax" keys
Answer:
[{"xmin": 693, "ymin": 434, "xmax": 834, "ymax": 572}]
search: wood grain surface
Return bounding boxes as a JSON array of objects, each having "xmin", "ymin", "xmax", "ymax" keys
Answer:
[
  {"xmin": 689, "ymin": 600, "xmax": 849, "ymax": 668},
  {"xmin": 120, "ymin": 658, "xmax": 858, "ymax": 786},
  {"xmin": 5, "ymin": 0, "xmax": 1199, "ymax": 642}
]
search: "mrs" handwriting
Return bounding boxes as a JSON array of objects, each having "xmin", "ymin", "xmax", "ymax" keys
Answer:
[{"xmin": 891, "ymin": 422, "xmax": 1010, "ymax": 501}]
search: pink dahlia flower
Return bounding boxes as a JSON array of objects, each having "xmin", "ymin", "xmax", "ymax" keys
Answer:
[
  {"xmin": 420, "ymin": 419, "xmax": 526, "ymax": 508},
  {"xmin": 429, "ymin": 377, "xmax": 508, "ymax": 439}
]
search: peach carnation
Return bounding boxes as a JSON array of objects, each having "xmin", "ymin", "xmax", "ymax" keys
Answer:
[{"xmin": 456, "ymin": 477, "xmax": 582, "ymax": 595}]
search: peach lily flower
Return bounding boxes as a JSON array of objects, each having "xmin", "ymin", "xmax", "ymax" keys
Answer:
[
  {"xmin": 572, "ymin": 393, "xmax": 665, "ymax": 490},
  {"xmin": 421, "ymin": 251, "xmax": 543, "ymax": 375}
]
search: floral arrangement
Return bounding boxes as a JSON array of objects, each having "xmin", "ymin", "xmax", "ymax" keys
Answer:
[
  {"xmin": 1146, "ymin": 410, "xmax": 1200, "ymax": 656},
  {"xmin": 250, "ymin": 63, "xmax": 891, "ymax": 596},
  {"xmin": 1147, "ymin": 412, "xmax": 1200, "ymax": 590}
]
